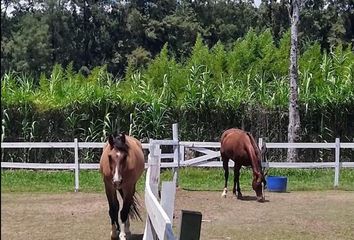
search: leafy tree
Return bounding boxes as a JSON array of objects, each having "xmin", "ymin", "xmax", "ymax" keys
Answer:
[
  {"xmin": 43, "ymin": 0, "xmax": 76, "ymax": 67},
  {"xmin": 162, "ymin": 1, "xmax": 201, "ymax": 59},
  {"xmin": 1, "ymin": 0, "xmax": 353, "ymax": 78},
  {"xmin": 3, "ymin": 14, "xmax": 51, "ymax": 75},
  {"xmin": 1, "ymin": 0, "xmax": 12, "ymax": 75},
  {"xmin": 258, "ymin": 0, "xmax": 290, "ymax": 43}
]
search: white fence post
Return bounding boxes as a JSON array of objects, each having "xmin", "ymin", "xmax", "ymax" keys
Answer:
[
  {"xmin": 150, "ymin": 140, "xmax": 160, "ymax": 197},
  {"xmin": 161, "ymin": 172, "xmax": 177, "ymax": 222},
  {"xmin": 74, "ymin": 138, "xmax": 79, "ymax": 192},
  {"xmin": 144, "ymin": 140, "xmax": 176, "ymax": 240},
  {"xmin": 172, "ymin": 123, "xmax": 180, "ymax": 187},
  {"xmin": 258, "ymin": 137, "xmax": 263, "ymax": 151},
  {"xmin": 259, "ymin": 138, "xmax": 268, "ymax": 168},
  {"xmin": 144, "ymin": 140, "xmax": 161, "ymax": 240},
  {"xmin": 334, "ymin": 138, "xmax": 340, "ymax": 188}
]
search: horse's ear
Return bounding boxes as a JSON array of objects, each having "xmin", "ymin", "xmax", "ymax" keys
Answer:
[
  {"xmin": 119, "ymin": 132, "xmax": 126, "ymax": 143},
  {"xmin": 108, "ymin": 135, "xmax": 115, "ymax": 148}
]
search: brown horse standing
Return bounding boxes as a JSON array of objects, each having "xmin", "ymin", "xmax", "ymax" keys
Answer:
[
  {"xmin": 220, "ymin": 128, "xmax": 266, "ymax": 202},
  {"xmin": 100, "ymin": 132, "xmax": 145, "ymax": 240}
]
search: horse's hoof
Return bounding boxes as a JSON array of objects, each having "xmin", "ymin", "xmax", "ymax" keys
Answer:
[
  {"xmin": 257, "ymin": 197, "xmax": 265, "ymax": 202},
  {"xmin": 111, "ymin": 230, "xmax": 118, "ymax": 239},
  {"xmin": 237, "ymin": 195, "xmax": 243, "ymax": 200},
  {"xmin": 221, "ymin": 188, "xmax": 227, "ymax": 198},
  {"xmin": 119, "ymin": 232, "xmax": 127, "ymax": 240}
]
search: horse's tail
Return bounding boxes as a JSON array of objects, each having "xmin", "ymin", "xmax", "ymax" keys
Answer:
[{"xmin": 129, "ymin": 194, "xmax": 143, "ymax": 221}]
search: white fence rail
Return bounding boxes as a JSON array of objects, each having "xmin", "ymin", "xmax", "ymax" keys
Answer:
[{"xmin": 1, "ymin": 129, "xmax": 354, "ymax": 190}]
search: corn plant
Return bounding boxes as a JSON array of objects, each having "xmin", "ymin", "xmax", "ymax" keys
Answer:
[
  {"xmin": 300, "ymin": 69, "xmax": 313, "ymax": 113},
  {"xmin": 1, "ymin": 73, "xmax": 36, "ymax": 105},
  {"xmin": 182, "ymin": 65, "xmax": 215, "ymax": 111},
  {"xmin": 64, "ymin": 111, "xmax": 85, "ymax": 138},
  {"xmin": 131, "ymin": 99, "xmax": 171, "ymax": 141},
  {"xmin": 18, "ymin": 111, "xmax": 37, "ymax": 162},
  {"xmin": 81, "ymin": 119, "xmax": 104, "ymax": 163},
  {"xmin": 125, "ymin": 72, "xmax": 157, "ymax": 105},
  {"xmin": 100, "ymin": 112, "xmax": 120, "ymax": 142},
  {"xmin": 268, "ymin": 75, "xmax": 288, "ymax": 109},
  {"xmin": 130, "ymin": 76, "xmax": 171, "ymax": 141},
  {"xmin": 215, "ymin": 77, "xmax": 246, "ymax": 109},
  {"xmin": 1, "ymin": 72, "xmax": 16, "ymax": 104}
]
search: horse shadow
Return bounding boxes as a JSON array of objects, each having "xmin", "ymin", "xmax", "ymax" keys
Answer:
[
  {"xmin": 129, "ymin": 234, "xmax": 144, "ymax": 240},
  {"xmin": 238, "ymin": 195, "xmax": 270, "ymax": 203}
]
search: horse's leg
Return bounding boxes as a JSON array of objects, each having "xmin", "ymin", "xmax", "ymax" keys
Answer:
[
  {"xmin": 117, "ymin": 189, "xmax": 132, "ymax": 240},
  {"xmin": 104, "ymin": 181, "xmax": 120, "ymax": 239},
  {"xmin": 221, "ymin": 156, "xmax": 229, "ymax": 197},
  {"xmin": 235, "ymin": 165, "xmax": 242, "ymax": 199},
  {"xmin": 124, "ymin": 217, "xmax": 130, "ymax": 237},
  {"xmin": 232, "ymin": 166, "xmax": 236, "ymax": 196}
]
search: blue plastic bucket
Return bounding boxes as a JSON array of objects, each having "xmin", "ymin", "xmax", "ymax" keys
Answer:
[{"xmin": 267, "ymin": 176, "xmax": 288, "ymax": 192}]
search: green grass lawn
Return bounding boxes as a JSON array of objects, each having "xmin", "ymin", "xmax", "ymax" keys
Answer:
[{"xmin": 1, "ymin": 168, "xmax": 354, "ymax": 193}]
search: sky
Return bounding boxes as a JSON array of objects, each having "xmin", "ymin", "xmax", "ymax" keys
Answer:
[{"xmin": 255, "ymin": 0, "xmax": 262, "ymax": 7}]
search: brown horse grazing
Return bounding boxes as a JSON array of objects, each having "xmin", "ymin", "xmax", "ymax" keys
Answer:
[
  {"xmin": 100, "ymin": 132, "xmax": 145, "ymax": 240},
  {"xmin": 220, "ymin": 128, "xmax": 267, "ymax": 202}
]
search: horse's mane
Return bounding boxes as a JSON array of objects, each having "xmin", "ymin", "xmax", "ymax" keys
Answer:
[
  {"xmin": 100, "ymin": 143, "xmax": 111, "ymax": 177},
  {"xmin": 246, "ymin": 132, "xmax": 263, "ymax": 173}
]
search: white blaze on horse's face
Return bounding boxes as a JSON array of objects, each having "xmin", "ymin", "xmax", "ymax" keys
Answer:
[{"xmin": 112, "ymin": 150, "xmax": 124, "ymax": 188}]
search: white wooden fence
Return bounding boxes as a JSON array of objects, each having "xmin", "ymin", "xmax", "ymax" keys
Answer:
[
  {"xmin": 143, "ymin": 140, "xmax": 176, "ymax": 240},
  {"xmin": 1, "ymin": 124, "xmax": 354, "ymax": 190}
]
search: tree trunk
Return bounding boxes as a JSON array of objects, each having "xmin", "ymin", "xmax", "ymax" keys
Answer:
[{"xmin": 287, "ymin": 0, "xmax": 301, "ymax": 162}]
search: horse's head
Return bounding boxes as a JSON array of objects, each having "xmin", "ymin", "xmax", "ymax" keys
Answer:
[
  {"xmin": 252, "ymin": 171, "xmax": 267, "ymax": 202},
  {"xmin": 253, "ymin": 144, "xmax": 268, "ymax": 202},
  {"xmin": 108, "ymin": 132, "xmax": 129, "ymax": 189}
]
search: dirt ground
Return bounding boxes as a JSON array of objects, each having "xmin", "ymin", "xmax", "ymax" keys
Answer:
[{"xmin": 2, "ymin": 190, "xmax": 354, "ymax": 240}]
